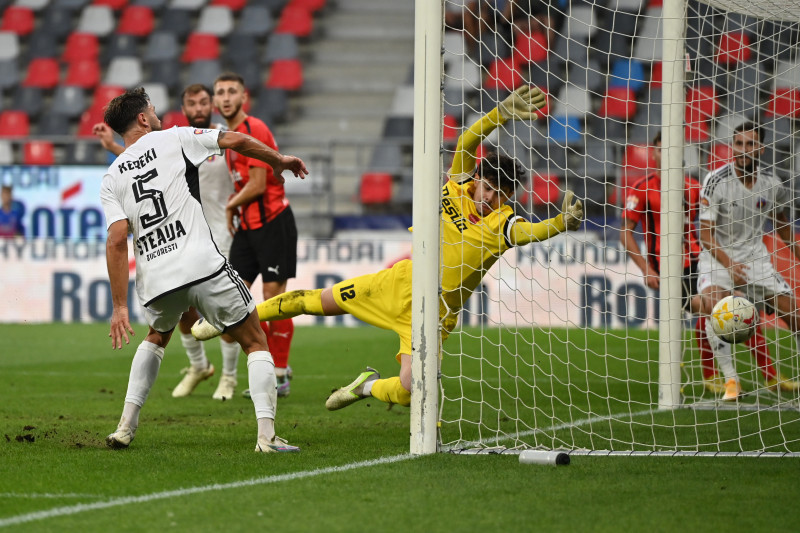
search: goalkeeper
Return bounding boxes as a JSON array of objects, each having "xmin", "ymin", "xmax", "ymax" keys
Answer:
[{"xmin": 192, "ymin": 86, "xmax": 584, "ymax": 410}]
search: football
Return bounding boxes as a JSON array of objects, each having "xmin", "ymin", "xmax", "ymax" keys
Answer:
[{"xmin": 710, "ymin": 295, "xmax": 758, "ymax": 344}]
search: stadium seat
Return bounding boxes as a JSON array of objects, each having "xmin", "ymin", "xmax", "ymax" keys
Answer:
[
  {"xmin": 598, "ymin": 88, "xmax": 637, "ymax": 120},
  {"xmin": 265, "ymin": 59, "xmax": 303, "ymax": 90},
  {"xmin": 512, "ymin": 30, "xmax": 548, "ymax": 64},
  {"xmin": 567, "ymin": 59, "xmax": 607, "ymax": 92},
  {"xmin": 552, "ymin": 85, "xmax": 592, "ymax": 118},
  {"xmin": 685, "ymin": 85, "xmax": 719, "ymax": 122},
  {"xmin": 12, "ymin": 87, "xmax": 44, "ymax": 117},
  {"xmin": 15, "ymin": 0, "xmax": 51, "ymax": 11},
  {"xmin": 62, "ymin": 32, "xmax": 100, "ymax": 63},
  {"xmin": 77, "ymin": 107, "xmax": 105, "ymax": 137},
  {"xmin": 105, "ymin": 56, "xmax": 144, "ymax": 87},
  {"xmin": 520, "ymin": 172, "xmax": 560, "ymax": 207},
  {"xmin": 765, "ymin": 117, "xmax": 794, "ymax": 150},
  {"xmin": 51, "ymin": 85, "xmax": 87, "ymax": 118},
  {"xmin": 236, "ymin": 5, "xmax": 274, "ymax": 36},
  {"xmin": 382, "ymin": 116, "xmax": 413, "ymax": 139},
  {"xmin": 632, "ymin": 8, "xmax": 662, "ymax": 61},
  {"xmin": 25, "ymin": 30, "xmax": 59, "ymax": 60},
  {"xmin": 147, "ymin": 59, "xmax": 182, "ymax": 91},
  {"xmin": 169, "ymin": 0, "xmax": 206, "ymax": 9},
  {"xmin": 140, "ymin": 82, "xmax": 169, "ymax": 114},
  {"xmin": 252, "ymin": 87, "xmax": 289, "ymax": 125},
  {"xmin": 103, "ymin": 34, "xmax": 139, "ymax": 64},
  {"xmin": 442, "ymin": 114, "xmax": 459, "ymax": 141},
  {"xmin": 774, "ymin": 59, "xmax": 800, "ymax": 89},
  {"xmin": 92, "ymin": 84, "xmax": 125, "ymax": 109},
  {"xmin": 76, "ymin": 5, "xmax": 115, "ymax": 36},
  {"xmin": 716, "ymin": 32, "xmax": 752, "ymax": 65},
  {"xmin": 485, "ymin": 58, "xmax": 523, "ymax": 91},
  {"xmin": 93, "ymin": 0, "xmax": 129, "ymax": 9},
  {"xmin": 390, "ymin": 85, "xmax": 414, "ymax": 118},
  {"xmin": 161, "ymin": 109, "xmax": 189, "ymax": 128},
  {"xmin": 0, "ymin": 140, "xmax": 14, "ymax": 164},
  {"xmin": 36, "ymin": 113, "xmax": 72, "ymax": 136},
  {"xmin": 552, "ymin": 35, "xmax": 590, "ymax": 69},
  {"xmin": 359, "ymin": 172, "xmax": 393, "ymax": 205},
  {"xmin": 144, "ymin": 32, "xmax": 180, "ymax": 63},
  {"xmin": 262, "ymin": 32, "xmax": 299, "ymax": 63},
  {"xmin": 157, "ymin": 9, "xmax": 193, "ymax": 40},
  {"xmin": 181, "ymin": 33, "xmax": 220, "ymax": 62},
  {"xmin": 622, "ymin": 144, "xmax": 654, "ymax": 182},
  {"xmin": 54, "ymin": 0, "xmax": 91, "ymax": 9},
  {"xmin": 0, "ymin": 110, "xmax": 31, "ymax": 137},
  {"xmin": 766, "ymin": 88, "xmax": 800, "ymax": 118},
  {"xmin": 23, "ymin": 141, "xmax": 55, "ymax": 165},
  {"xmin": 196, "ymin": 5, "xmax": 234, "ymax": 36},
  {"xmin": 255, "ymin": 0, "xmax": 290, "ymax": 14},
  {"xmin": 117, "ymin": 5, "xmax": 154, "ymax": 36},
  {"xmin": 547, "ymin": 116, "xmax": 584, "ymax": 145},
  {"xmin": 1, "ymin": 6, "xmax": 34, "ymax": 35},
  {"xmin": 39, "ymin": 6, "xmax": 75, "ymax": 41},
  {"xmin": 288, "ymin": 0, "xmax": 325, "ymax": 12},
  {"xmin": 565, "ymin": 4, "xmax": 596, "ymax": 40},
  {"xmin": 65, "ymin": 142, "xmax": 100, "ymax": 164},
  {"xmin": 212, "ymin": 0, "xmax": 247, "ymax": 9},
  {"xmin": 0, "ymin": 31, "xmax": 20, "ymax": 61},
  {"xmin": 22, "ymin": 58, "xmax": 60, "ymax": 89},
  {"xmin": 649, "ymin": 61, "xmax": 662, "ymax": 87},
  {"xmin": 0, "ymin": 59, "xmax": 19, "ymax": 92},
  {"xmin": 369, "ymin": 142, "xmax": 404, "ymax": 173},
  {"xmin": 187, "ymin": 59, "xmax": 222, "ymax": 86},
  {"xmin": 608, "ymin": 59, "xmax": 646, "ymax": 92},
  {"xmin": 707, "ymin": 143, "xmax": 732, "ymax": 171},
  {"xmin": 132, "ymin": 0, "xmax": 167, "ymax": 9},
  {"xmin": 685, "ymin": 120, "xmax": 710, "ymax": 143},
  {"xmin": 64, "ymin": 59, "xmax": 101, "ymax": 88},
  {"xmin": 224, "ymin": 33, "xmax": 260, "ymax": 65},
  {"xmin": 275, "ymin": 5, "xmax": 313, "ymax": 37}
]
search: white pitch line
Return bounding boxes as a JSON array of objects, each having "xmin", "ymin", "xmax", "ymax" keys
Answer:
[
  {"xmin": 0, "ymin": 493, "xmax": 106, "ymax": 499},
  {"xmin": 0, "ymin": 454, "xmax": 415, "ymax": 529}
]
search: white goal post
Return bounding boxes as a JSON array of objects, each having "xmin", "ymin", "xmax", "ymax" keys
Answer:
[{"xmin": 410, "ymin": 0, "xmax": 800, "ymax": 456}]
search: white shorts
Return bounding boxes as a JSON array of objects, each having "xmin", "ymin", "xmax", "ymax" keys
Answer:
[
  {"xmin": 697, "ymin": 251, "xmax": 792, "ymax": 304},
  {"xmin": 143, "ymin": 263, "xmax": 255, "ymax": 334}
]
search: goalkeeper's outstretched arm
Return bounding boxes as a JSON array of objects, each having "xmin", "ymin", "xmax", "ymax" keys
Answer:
[
  {"xmin": 508, "ymin": 190, "xmax": 584, "ymax": 246},
  {"xmin": 448, "ymin": 85, "xmax": 546, "ymax": 183}
]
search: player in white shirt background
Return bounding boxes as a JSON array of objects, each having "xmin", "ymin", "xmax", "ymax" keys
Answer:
[
  {"xmin": 697, "ymin": 121, "xmax": 800, "ymax": 400},
  {"xmin": 99, "ymin": 87, "xmax": 307, "ymax": 452},
  {"xmin": 94, "ymin": 84, "xmax": 242, "ymax": 401}
]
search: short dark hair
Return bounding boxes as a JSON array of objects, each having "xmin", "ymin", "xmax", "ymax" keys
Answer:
[
  {"xmin": 104, "ymin": 87, "xmax": 151, "ymax": 135},
  {"xmin": 180, "ymin": 83, "xmax": 213, "ymax": 103},
  {"xmin": 733, "ymin": 120, "xmax": 764, "ymax": 143},
  {"xmin": 213, "ymin": 72, "xmax": 245, "ymax": 89},
  {"xmin": 477, "ymin": 153, "xmax": 525, "ymax": 196},
  {"xmin": 652, "ymin": 131, "xmax": 661, "ymax": 145}
]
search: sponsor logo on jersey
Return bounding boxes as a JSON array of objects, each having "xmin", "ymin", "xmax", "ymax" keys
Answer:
[
  {"xmin": 756, "ymin": 197, "xmax": 768, "ymax": 209},
  {"xmin": 134, "ymin": 219, "xmax": 187, "ymax": 257},
  {"xmin": 468, "ymin": 213, "xmax": 480, "ymax": 224},
  {"xmin": 194, "ymin": 129, "xmax": 210, "ymax": 135}
]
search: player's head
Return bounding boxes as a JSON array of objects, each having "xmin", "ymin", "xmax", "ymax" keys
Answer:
[
  {"xmin": 732, "ymin": 121, "xmax": 764, "ymax": 173},
  {"xmin": 213, "ymin": 72, "xmax": 247, "ymax": 121},
  {"xmin": 1, "ymin": 185, "xmax": 12, "ymax": 207},
  {"xmin": 180, "ymin": 84, "xmax": 213, "ymax": 129},
  {"xmin": 104, "ymin": 87, "xmax": 162, "ymax": 136},
  {"xmin": 651, "ymin": 131, "xmax": 662, "ymax": 170},
  {"xmin": 473, "ymin": 153, "xmax": 525, "ymax": 215}
]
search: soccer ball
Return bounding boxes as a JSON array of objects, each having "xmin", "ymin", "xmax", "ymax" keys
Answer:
[{"xmin": 710, "ymin": 295, "xmax": 758, "ymax": 344}]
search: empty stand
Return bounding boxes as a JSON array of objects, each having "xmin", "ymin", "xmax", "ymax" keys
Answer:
[{"xmin": 237, "ymin": 5, "xmax": 274, "ymax": 36}]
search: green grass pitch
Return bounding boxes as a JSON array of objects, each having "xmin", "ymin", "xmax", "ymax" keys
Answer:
[{"xmin": 1, "ymin": 323, "xmax": 799, "ymax": 532}]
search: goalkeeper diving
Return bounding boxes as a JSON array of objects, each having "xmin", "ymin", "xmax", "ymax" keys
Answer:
[{"xmin": 192, "ymin": 86, "xmax": 584, "ymax": 410}]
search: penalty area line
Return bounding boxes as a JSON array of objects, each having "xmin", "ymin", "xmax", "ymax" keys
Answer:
[{"xmin": 0, "ymin": 454, "xmax": 415, "ymax": 529}]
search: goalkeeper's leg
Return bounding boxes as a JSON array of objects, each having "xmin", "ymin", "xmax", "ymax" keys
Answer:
[
  {"xmin": 368, "ymin": 354, "xmax": 412, "ymax": 407},
  {"xmin": 257, "ymin": 288, "xmax": 345, "ymax": 320}
]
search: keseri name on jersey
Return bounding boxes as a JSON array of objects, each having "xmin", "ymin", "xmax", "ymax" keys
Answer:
[
  {"xmin": 117, "ymin": 148, "xmax": 158, "ymax": 174},
  {"xmin": 135, "ymin": 219, "xmax": 186, "ymax": 257}
]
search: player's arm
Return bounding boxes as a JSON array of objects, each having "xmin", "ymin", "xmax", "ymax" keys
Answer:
[
  {"xmin": 106, "ymin": 219, "xmax": 135, "ymax": 349},
  {"xmin": 93, "ymin": 123, "xmax": 125, "ymax": 156},
  {"xmin": 620, "ymin": 218, "xmax": 659, "ymax": 289},
  {"xmin": 217, "ymin": 131, "xmax": 308, "ymax": 183},
  {"xmin": 773, "ymin": 211, "xmax": 800, "ymax": 262},
  {"xmin": 448, "ymin": 86, "xmax": 546, "ymax": 182},
  {"xmin": 224, "ymin": 166, "xmax": 267, "ymax": 234},
  {"xmin": 508, "ymin": 190, "xmax": 582, "ymax": 246}
]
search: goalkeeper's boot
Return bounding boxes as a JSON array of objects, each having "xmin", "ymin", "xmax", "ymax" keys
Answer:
[
  {"xmin": 172, "ymin": 364, "xmax": 215, "ymax": 398},
  {"xmin": 703, "ymin": 375, "xmax": 726, "ymax": 394},
  {"xmin": 766, "ymin": 374, "xmax": 800, "ymax": 392},
  {"xmin": 191, "ymin": 318, "xmax": 223, "ymax": 341},
  {"xmin": 722, "ymin": 378, "xmax": 742, "ymax": 401},
  {"xmin": 106, "ymin": 423, "xmax": 136, "ymax": 449},
  {"xmin": 255, "ymin": 435, "xmax": 300, "ymax": 453},
  {"xmin": 212, "ymin": 374, "xmax": 237, "ymax": 401},
  {"xmin": 277, "ymin": 365, "xmax": 293, "ymax": 398},
  {"xmin": 325, "ymin": 367, "xmax": 379, "ymax": 411}
]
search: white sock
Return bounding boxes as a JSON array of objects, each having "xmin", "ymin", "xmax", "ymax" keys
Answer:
[
  {"xmin": 247, "ymin": 350, "xmax": 277, "ymax": 421},
  {"xmin": 220, "ymin": 339, "xmax": 240, "ymax": 378},
  {"xmin": 363, "ymin": 380, "xmax": 375, "ymax": 396},
  {"xmin": 122, "ymin": 341, "xmax": 165, "ymax": 427},
  {"xmin": 180, "ymin": 332, "xmax": 208, "ymax": 371},
  {"xmin": 705, "ymin": 317, "xmax": 737, "ymax": 381}
]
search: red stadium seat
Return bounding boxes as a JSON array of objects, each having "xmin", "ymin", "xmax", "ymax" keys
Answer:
[
  {"xmin": 767, "ymin": 88, "xmax": 800, "ymax": 118},
  {"xmin": 265, "ymin": 59, "xmax": 303, "ymax": 91},
  {"xmin": 92, "ymin": 85, "xmax": 125, "ymax": 109},
  {"xmin": 117, "ymin": 6, "xmax": 154, "ymax": 36},
  {"xmin": 485, "ymin": 58, "xmax": 523, "ymax": 91},
  {"xmin": 520, "ymin": 173, "xmax": 561, "ymax": 207},
  {"xmin": 443, "ymin": 114, "xmax": 459, "ymax": 141},
  {"xmin": 650, "ymin": 61, "xmax": 662, "ymax": 87},
  {"xmin": 707, "ymin": 143, "xmax": 733, "ymax": 171},
  {"xmin": 63, "ymin": 33, "xmax": 100, "ymax": 63},
  {"xmin": 513, "ymin": 31, "xmax": 548, "ymax": 64},
  {"xmin": 685, "ymin": 120, "xmax": 710, "ymax": 143},
  {"xmin": 77, "ymin": 107, "xmax": 106, "ymax": 138},
  {"xmin": 22, "ymin": 58, "xmax": 60, "ymax": 89},
  {"xmin": 275, "ymin": 6, "xmax": 313, "ymax": 37},
  {"xmin": 621, "ymin": 144, "xmax": 654, "ymax": 183},
  {"xmin": 0, "ymin": 111, "xmax": 31, "ymax": 137},
  {"xmin": 1, "ymin": 6, "xmax": 34, "ymax": 35},
  {"xmin": 716, "ymin": 32, "xmax": 752, "ymax": 65},
  {"xmin": 598, "ymin": 88, "xmax": 637, "ymax": 120},
  {"xmin": 93, "ymin": 0, "xmax": 129, "ymax": 9},
  {"xmin": 23, "ymin": 141, "xmax": 55, "ymax": 166},
  {"xmin": 162, "ymin": 110, "xmax": 189, "ymax": 129},
  {"xmin": 211, "ymin": 0, "xmax": 248, "ymax": 9},
  {"xmin": 685, "ymin": 85, "xmax": 719, "ymax": 122},
  {"xmin": 360, "ymin": 172, "xmax": 393, "ymax": 205},
  {"xmin": 288, "ymin": 0, "xmax": 326, "ymax": 12},
  {"xmin": 64, "ymin": 59, "xmax": 101, "ymax": 89},
  {"xmin": 181, "ymin": 33, "xmax": 220, "ymax": 62}
]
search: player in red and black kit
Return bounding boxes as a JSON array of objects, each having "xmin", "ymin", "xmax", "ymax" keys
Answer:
[
  {"xmin": 213, "ymin": 72, "xmax": 297, "ymax": 399},
  {"xmin": 620, "ymin": 132, "xmax": 780, "ymax": 394}
]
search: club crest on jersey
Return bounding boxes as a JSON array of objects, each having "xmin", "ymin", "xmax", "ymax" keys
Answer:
[
  {"xmin": 700, "ymin": 197, "xmax": 710, "ymax": 207},
  {"xmin": 756, "ymin": 197, "xmax": 768, "ymax": 209},
  {"xmin": 468, "ymin": 213, "xmax": 480, "ymax": 224},
  {"xmin": 625, "ymin": 195, "xmax": 639, "ymax": 210}
]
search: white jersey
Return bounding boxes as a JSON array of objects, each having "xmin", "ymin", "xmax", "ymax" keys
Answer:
[
  {"xmin": 100, "ymin": 127, "xmax": 227, "ymax": 306},
  {"xmin": 699, "ymin": 162, "xmax": 791, "ymax": 263},
  {"xmin": 198, "ymin": 123, "xmax": 234, "ymax": 255}
]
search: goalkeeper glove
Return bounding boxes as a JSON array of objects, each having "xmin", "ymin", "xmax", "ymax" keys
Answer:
[
  {"xmin": 562, "ymin": 190, "xmax": 583, "ymax": 231},
  {"xmin": 498, "ymin": 85, "xmax": 547, "ymax": 121}
]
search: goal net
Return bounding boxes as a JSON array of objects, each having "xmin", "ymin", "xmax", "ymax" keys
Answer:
[{"xmin": 425, "ymin": 0, "xmax": 800, "ymax": 455}]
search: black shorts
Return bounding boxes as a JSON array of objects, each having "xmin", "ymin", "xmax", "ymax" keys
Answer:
[{"xmin": 229, "ymin": 206, "xmax": 298, "ymax": 284}]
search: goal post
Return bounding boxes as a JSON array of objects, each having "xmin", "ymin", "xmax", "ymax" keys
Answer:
[{"xmin": 411, "ymin": 0, "xmax": 800, "ymax": 455}]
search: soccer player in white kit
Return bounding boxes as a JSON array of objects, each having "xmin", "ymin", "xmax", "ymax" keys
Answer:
[
  {"xmin": 698, "ymin": 121, "xmax": 800, "ymax": 400},
  {"xmin": 94, "ymin": 84, "xmax": 242, "ymax": 401},
  {"xmin": 100, "ymin": 87, "xmax": 307, "ymax": 452}
]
